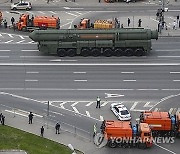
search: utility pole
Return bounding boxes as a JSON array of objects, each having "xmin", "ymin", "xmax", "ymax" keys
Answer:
[{"xmin": 47, "ymin": 101, "xmax": 49, "ymax": 129}]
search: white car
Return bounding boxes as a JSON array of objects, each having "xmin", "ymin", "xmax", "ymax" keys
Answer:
[
  {"xmin": 110, "ymin": 103, "xmax": 131, "ymax": 121},
  {"xmin": 11, "ymin": 1, "xmax": 32, "ymax": 11}
]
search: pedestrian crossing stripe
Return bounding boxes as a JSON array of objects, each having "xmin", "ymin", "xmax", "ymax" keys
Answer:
[
  {"xmin": 101, "ymin": 101, "xmax": 108, "ymax": 107},
  {"xmin": 100, "ymin": 116, "xmax": 104, "ymax": 121},
  {"xmin": 86, "ymin": 102, "xmax": 94, "ymax": 106}
]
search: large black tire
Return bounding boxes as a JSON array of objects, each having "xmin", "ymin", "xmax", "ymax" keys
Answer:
[
  {"xmin": 114, "ymin": 48, "xmax": 124, "ymax": 56},
  {"xmin": 81, "ymin": 48, "xmax": 90, "ymax": 57},
  {"xmin": 12, "ymin": 7, "xmax": 17, "ymax": 11},
  {"xmin": 125, "ymin": 48, "xmax": 134, "ymax": 57},
  {"xmin": 108, "ymin": 140, "xmax": 117, "ymax": 148},
  {"xmin": 57, "ymin": 49, "xmax": 66, "ymax": 57},
  {"xmin": 91, "ymin": 48, "xmax": 101, "ymax": 57},
  {"xmin": 103, "ymin": 48, "xmax": 112, "ymax": 57},
  {"xmin": 67, "ymin": 49, "xmax": 76, "ymax": 57},
  {"xmin": 135, "ymin": 48, "xmax": 144, "ymax": 57}
]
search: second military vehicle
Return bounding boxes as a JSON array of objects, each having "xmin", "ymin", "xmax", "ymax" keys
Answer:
[{"xmin": 29, "ymin": 28, "xmax": 158, "ymax": 57}]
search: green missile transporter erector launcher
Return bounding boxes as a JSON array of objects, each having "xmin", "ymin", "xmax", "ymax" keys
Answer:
[{"xmin": 29, "ymin": 28, "xmax": 158, "ymax": 57}]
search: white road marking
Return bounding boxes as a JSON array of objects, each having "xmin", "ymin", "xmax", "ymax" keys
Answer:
[
  {"xmin": 71, "ymin": 102, "xmax": 79, "ymax": 107},
  {"xmin": 101, "ymin": 101, "xmax": 109, "ymax": 107},
  {"xmin": 137, "ymin": 89, "xmax": 159, "ymax": 90},
  {"xmin": 49, "ymin": 11, "xmax": 56, "ymax": 14},
  {"xmin": 60, "ymin": 21, "xmax": 73, "ymax": 28},
  {"xmin": 0, "ymin": 34, "xmax": 3, "ymax": 37},
  {"xmin": 8, "ymin": 34, "xmax": 14, "ymax": 38},
  {"xmin": 26, "ymin": 11, "xmax": 34, "ymax": 14},
  {"xmin": 48, "ymin": 110, "xmax": 64, "ymax": 116},
  {"xmin": 105, "ymin": 93, "xmax": 124, "ymax": 98},
  {"xmin": 38, "ymin": 11, "xmax": 45, "ymax": 14},
  {"xmin": 50, "ymin": 59, "xmax": 77, "ymax": 62},
  {"xmin": 86, "ymin": 111, "xmax": 91, "ymax": 117},
  {"xmin": 5, "ymin": 40, "xmax": 13, "ymax": 43},
  {"xmin": 25, "ymin": 80, "xmax": 38, "ymax": 82},
  {"xmin": 59, "ymin": 102, "xmax": 66, "ymax": 109},
  {"xmin": 26, "ymin": 72, "xmax": 39, "ymax": 74},
  {"xmin": 158, "ymin": 56, "xmax": 180, "ymax": 58},
  {"xmin": 74, "ymin": 80, "xmax": 87, "ymax": 82},
  {"xmin": 73, "ymin": 72, "xmax": 86, "ymax": 74},
  {"xmin": 19, "ymin": 35, "xmax": 25, "ymax": 39},
  {"xmin": 173, "ymin": 80, "xmax": 180, "ymax": 82},
  {"xmin": 28, "ymin": 41, "xmax": 35, "ymax": 44},
  {"xmin": 100, "ymin": 116, "xmax": 104, "ymax": 121},
  {"xmin": 86, "ymin": 102, "xmax": 94, "ymax": 106},
  {"xmin": 170, "ymin": 72, "xmax": 180, "ymax": 74},
  {"xmin": 143, "ymin": 102, "xmax": 154, "ymax": 107},
  {"xmin": 121, "ymin": 72, "xmax": 134, "ymax": 74},
  {"xmin": 0, "ymin": 56, "xmax": 9, "ymax": 58},
  {"xmin": 130, "ymin": 102, "xmax": 138, "ymax": 111},
  {"xmin": 65, "ymin": 12, "xmax": 78, "ymax": 17},
  {"xmin": 154, "ymin": 108, "xmax": 160, "ymax": 111},
  {"xmin": 64, "ymin": 7, "xmax": 70, "ymax": 9},
  {"xmin": 156, "ymin": 49, "xmax": 180, "ymax": 52},
  {"xmin": 123, "ymin": 80, "xmax": 136, "ymax": 82},
  {"xmin": 75, "ymin": 11, "xmax": 82, "ymax": 15},
  {"xmin": 16, "ymin": 40, "xmax": 25, "ymax": 43},
  {"xmin": 72, "ymin": 106, "xmax": 79, "ymax": 113},
  {"xmin": 21, "ymin": 50, "xmax": 39, "ymax": 52},
  {"xmin": 0, "ymin": 50, "xmax": 10, "ymax": 52},
  {"xmin": 5, "ymin": 110, "xmax": 27, "ymax": 117},
  {"xmin": 161, "ymin": 89, "xmax": 180, "ymax": 90},
  {"xmin": 20, "ymin": 56, "xmax": 44, "ymax": 58},
  {"xmin": 0, "ymin": 92, "xmax": 42, "ymax": 103},
  {"xmin": 154, "ymin": 143, "xmax": 176, "ymax": 154},
  {"xmin": 5, "ymin": 11, "xmax": 10, "ymax": 14}
]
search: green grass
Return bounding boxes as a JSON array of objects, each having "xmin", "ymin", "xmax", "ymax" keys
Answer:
[{"xmin": 0, "ymin": 125, "xmax": 72, "ymax": 154}]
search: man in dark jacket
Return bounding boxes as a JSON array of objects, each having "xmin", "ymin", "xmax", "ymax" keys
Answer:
[
  {"xmin": 28, "ymin": 112, "xmax": 34, "ymax": 124},
  {"xmin": 55, "ymin": 122, "xmax": 60, "ymax": 134}
]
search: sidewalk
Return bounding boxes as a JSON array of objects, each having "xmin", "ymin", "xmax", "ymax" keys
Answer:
[{"xmin": 2, "ymin": 111, "xmax": 106, "ymax": 154}]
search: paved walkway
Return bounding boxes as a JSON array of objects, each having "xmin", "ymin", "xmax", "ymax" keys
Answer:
[{"xmin": 1, "ymin": 111, "xmax": 104, "ymax": 154}]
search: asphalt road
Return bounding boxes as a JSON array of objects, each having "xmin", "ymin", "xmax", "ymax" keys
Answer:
[{"xmin": 0, "ymin": 6, "xmax": 180, "ymax": 154}]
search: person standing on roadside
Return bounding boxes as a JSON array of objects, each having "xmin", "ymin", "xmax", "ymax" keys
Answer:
[
  {"xmin": 128, "ymin": 18, "xmax": 130, "ymax": 27},
  {"xmin": 40, "ymin": 126, "xmax": 44, "ymax": 137},
  {"xmin": 177, "ymin": 15, "xmax": 179, "ymax": 24},
  {"xmin": 11, "ymin": 17, "xmax": 15, "ymax": 26},
  {"xmin": 0, "ymin": 113, "xmax": 2, "ymax": 123},
  {"xmin": 55, "ymin": 122, "xmax": 60, "ymax": 134},
  {"xmin": 138, "ymin": 19, "xmax": 142, "ymax": 27},
  {"xmin": 2, "ymin": 115, "xmax": 5, "ymax": 125},
  {"xmin": 28, "ymin": 112, "xmax": 34, "ymax": 124}
]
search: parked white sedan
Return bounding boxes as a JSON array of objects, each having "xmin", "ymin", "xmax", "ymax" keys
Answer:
[{"xmin": 110, "ymin": 103, "xmax": 131, "ymax": 121}]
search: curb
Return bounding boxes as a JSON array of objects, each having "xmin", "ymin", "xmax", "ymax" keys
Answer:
[{"xmin": 0, "ymin": 150, "xmax": 27, "ymax": 154}]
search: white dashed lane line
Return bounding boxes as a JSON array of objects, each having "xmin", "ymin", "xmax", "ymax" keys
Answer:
[
  {"xmin": 74, "ymin": 80, "xmax": 87, "ymax": 82},
  {"xmin": 0, "ymin": 50, "xmax": 10, "ymax": 52},
  {"xmin": 170, "ymin": 72, "xmax": 180, "ymax": 74},
  {"xmin": 26, "ymin": 72, "xmax": 39, "ymax": 74},
  {"xmin": 73, "ymin": 72, "xmax": 86, "ymax": 74}
]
